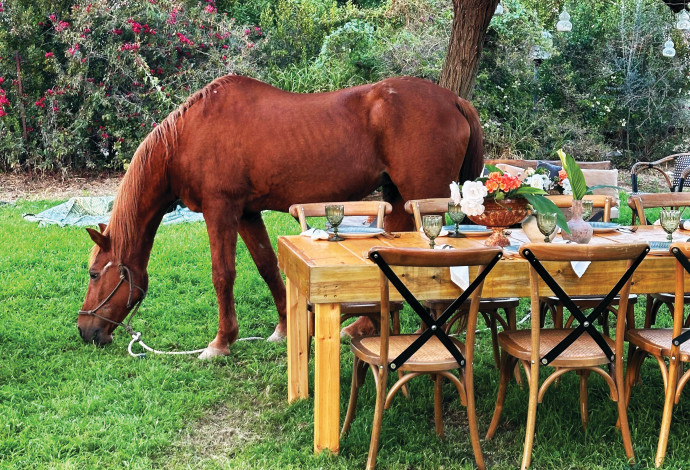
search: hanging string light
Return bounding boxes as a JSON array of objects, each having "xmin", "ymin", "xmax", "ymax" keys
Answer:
[
  {"xmin": 662, "ymin": 38, "xmax": 676, "ymax": 57},
  {"xmin": 556, "ymin": 8, "xmax": 573, "ymax": 32},
  {"xmin": 495, "ymin": 2, "xmax": 504, "ymax": 16},
  {"xmin": 677, "ymin": 9, "xmax": 690, "ymax": 30}
]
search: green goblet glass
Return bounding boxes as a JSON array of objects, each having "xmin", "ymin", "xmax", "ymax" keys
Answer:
[
  {"xmin": 537, "ymin": 211, "xmax": 558, "ymax": 243},
  {"xmin": 660, "ymin": 209, "xmax": 681, "ymax": 242},
  {"xmin": 422, "ymin": 215, "xmax": 443, "ymax": 249},
  {"xmin": 447, "ymin": 202, "xmax": 465, "ymax": 238},
  {"xmin": 325, "ymin": 204, "xmax": 345, "ymax": 241}
]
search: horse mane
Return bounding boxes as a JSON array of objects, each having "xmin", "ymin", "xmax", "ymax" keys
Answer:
[{"xmin": 97, "ymin": 75, "xmax": 243, "ymax": 262}]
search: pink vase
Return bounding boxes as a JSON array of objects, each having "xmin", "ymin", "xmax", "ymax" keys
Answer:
[{"xmin": 564, "ymin": 199, "xmax": 593, "ymax": 244}]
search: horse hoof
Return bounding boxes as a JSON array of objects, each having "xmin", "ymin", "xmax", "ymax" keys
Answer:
[
  {"xmin": 198, "ymin": 346, "xmax": 229, "ymax": 359},
  {"xmin": 266, "ymin": 330, "xmax": 286, "ymax": 343}
]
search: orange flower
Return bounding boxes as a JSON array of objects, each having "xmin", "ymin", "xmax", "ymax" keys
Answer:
[
  {"xmin": 558, "ymin": 169, "xmax": 567, "ymax": 182},
  {"xmin": 485, "ymin": 179, "xmax": 499, "ymax": 193}
]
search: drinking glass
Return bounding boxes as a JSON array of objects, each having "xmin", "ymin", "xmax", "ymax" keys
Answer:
[
  {"xmin": 660, "ymin": 209, "xmax": 681, "ymax": 242},
  {"xmin": 325, "ymin": 204, "xmax": 345, "ymax": 241},
  {"xmin": 536, "ymin": 212, "xmax": 558, "ymax": 243},
  {"xmin": 422, "ymin": 215, "xmax": 443, "ymax": 249},
  {"xmin": 582, "ymin": 200, "xmax": 594, "ymax": 221},
  {"xmin": 447, "ymin": 202, "xmax": 465, "ymax": 238}
]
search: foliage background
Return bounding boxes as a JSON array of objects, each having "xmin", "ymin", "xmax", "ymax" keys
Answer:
[{"xmin": 0, "ymin": 0, "xmax": 688, "ymax": 172}]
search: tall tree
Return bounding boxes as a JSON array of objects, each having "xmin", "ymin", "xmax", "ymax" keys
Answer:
[{"xmin": 440, "ymin": 0, "xmax": 500, "ymax": 99}]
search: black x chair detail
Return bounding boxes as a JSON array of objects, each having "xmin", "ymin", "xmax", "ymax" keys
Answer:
[
  {"xmin": 369, "ymin": 248, "xmax": 502, "ymax": 371},
  {"xmin": 521, "ymin": 246, "xmax": 649, "ymax": 365}
]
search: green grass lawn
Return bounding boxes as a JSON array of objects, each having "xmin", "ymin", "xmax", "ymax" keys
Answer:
[{"xmin": 1, "ymin": 196, "xmax": 690, "ymax": 469}]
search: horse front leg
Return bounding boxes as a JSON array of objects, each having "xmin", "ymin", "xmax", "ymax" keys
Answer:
[
  {"xmin": 238, "ymin": 211, "xmax": 287, "ymax": 342},
  {"xmin": 199, "ymin": 206, "xmax": 241, "ymax": 359}
]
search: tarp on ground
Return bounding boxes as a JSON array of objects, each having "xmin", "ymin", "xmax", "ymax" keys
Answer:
[{"xmin": 23, "ymin": 196, "xmax": 204, "ymax": 227}]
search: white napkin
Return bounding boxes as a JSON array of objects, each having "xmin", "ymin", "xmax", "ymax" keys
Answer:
[
  {"xmin": 434, "ymin": 244, "xmax": 470, "ymax": 290},
  {"xmin": 551, "ymin": 239, "xmax": 591, "ymax": 278},
  {"xmin": 300, "ymin": 228, "xmax": 330, "ymax": 240},
  {"xmin": 683, "ymin": 220, "xmax": 690, "ymax": 230}
]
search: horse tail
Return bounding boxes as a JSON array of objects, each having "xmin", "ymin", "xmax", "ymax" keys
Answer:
[{"xmin": 455, "ymin": 98, "xmax": 484, "ymax": 183}]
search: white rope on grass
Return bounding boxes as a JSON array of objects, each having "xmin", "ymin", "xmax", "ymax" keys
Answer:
[{"xmin": 127, "ymin": 332, "xmax": 264, "ymax": 358}]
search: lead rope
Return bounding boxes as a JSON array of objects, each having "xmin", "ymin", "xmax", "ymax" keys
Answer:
[{"xmin": 127, "ymin": 333, "xmax": 265, "ymax": 358}]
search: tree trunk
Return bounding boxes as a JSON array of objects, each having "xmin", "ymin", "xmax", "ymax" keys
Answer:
[{"xmin": 440, "ymin": 0, "xmax": 500, "ymax": 99}]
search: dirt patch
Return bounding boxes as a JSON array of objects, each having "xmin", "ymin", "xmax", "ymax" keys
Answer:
[{"xmin": 0, "ymin": 172, "xmax": 122, "ymax": 203}]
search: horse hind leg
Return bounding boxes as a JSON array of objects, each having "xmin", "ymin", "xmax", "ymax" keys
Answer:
[
  {"xmin": 238, "ymin": 211, "xmax": 287, "ymax": 342},
  {"xmin": 199, "ymin": 205, "xmax": 241, "ymax": 359}
]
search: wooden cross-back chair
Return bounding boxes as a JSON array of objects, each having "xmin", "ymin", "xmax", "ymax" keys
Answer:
[
  {"xmin": 486, "ymin": 242, "xmax": 649, "ymax": 469},
  {"xmin": 341, "ymin": 245, "xmax": 503, "ymax": 470},
  {"xmin": 288, "ymin": 201, "xmax": 403, "ymax": 338},
  {"xmin": 627, "ymin": 192, "xmax": 690, "ymax": 329},
  {"xmin": 625, "ymin": 243, "xmax": 690, "ymax": 468},
  {"xmin": 540, "ymin": 195, "xmax": 637, "ymax": 332},
  {"xmin": 403, "ymin": 198, "xmax": 520, "ymax": 368}
]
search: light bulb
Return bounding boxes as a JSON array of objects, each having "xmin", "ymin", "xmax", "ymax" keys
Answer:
[
  {"xmin": 495, "ymin": 2, "xmax": 504, "ymax": 16},
  {"xmin": 663, "ymin": 38, "xmax": 676, "ymax": 58},
  {"xmin": 556, "ymin": 8, "xmax": 572, "ymax": 32},
  {"xmin": 677, "ymin": 10, "xmax": 690, "ymax": 30}
]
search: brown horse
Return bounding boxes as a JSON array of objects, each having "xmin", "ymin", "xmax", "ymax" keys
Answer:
[{"xmin": 77, "ymin": 75, "xmax": 483, "ymax": 358}]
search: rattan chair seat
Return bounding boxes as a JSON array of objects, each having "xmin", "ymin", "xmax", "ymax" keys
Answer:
[
  {"xmin": 351, "ymin": 334, "xmax": 466, "ymax": 371},
  {"xmin": 626, "ymin": 328, "xmax": 690, "ymax": 361},
  {"xmin": 497, "ymin": 329, "xmax": 615, "ymax": 367}
]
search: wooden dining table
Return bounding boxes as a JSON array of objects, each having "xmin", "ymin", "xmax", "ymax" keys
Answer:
[{"xmin": 277, "ymin": 225, "xmax": 689, "ymax": 454}]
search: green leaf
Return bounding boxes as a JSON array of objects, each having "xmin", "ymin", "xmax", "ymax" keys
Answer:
[
  {"xmin": 557, "ymin": 150, "xmax": 587, "ymax": 200},
  {"xmin": 524, "ymin": 194, "xmax": 570, "ymax": 233},
  {"xmin": 485, "ymin": 164, "xmax": 503, "ymax": 175},
  {"xmin": 515, "ymin": 186, "xmax": 548, "ymax": 195}
]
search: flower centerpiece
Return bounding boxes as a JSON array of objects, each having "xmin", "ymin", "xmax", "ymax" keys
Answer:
[{"xmin": 451, "ymin": 166, "xmax": 568, "ymax": 247}]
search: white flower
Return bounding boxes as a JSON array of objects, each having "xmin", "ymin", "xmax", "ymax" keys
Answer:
[
  {"xmin": 461, "ymin": 198, "xmax": 485, "ymax": 216},
  {"xmin": 449, "ymin": 181, "xmax": 462, "ymax": 204},
  {"xmin": 461, "ymin": 180, "xmax": 488, "ymax": 201},
  {"xmin": 525, "ymin": 167, "xmax": 536, "ymax": 176},
  {"xmin": 561, "ymin": 178, "xmax": 572, "ymax": 195}
]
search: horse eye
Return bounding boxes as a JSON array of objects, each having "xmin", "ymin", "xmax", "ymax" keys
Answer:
[{"xmin": 89, "ymin": 272, "xmax": 100, "ymax": 281}]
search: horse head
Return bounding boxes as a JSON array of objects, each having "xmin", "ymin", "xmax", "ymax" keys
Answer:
[{"xmin": 77, "ymin": 223, "xmax": 148, "ymax": 346}]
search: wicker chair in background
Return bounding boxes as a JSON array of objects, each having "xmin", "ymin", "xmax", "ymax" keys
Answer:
[
  {"xmin": 486, "ymin": 242, "xmax": 649, "ymax": 469},
  {"xmin": 629, "ymin": 153, "xmax": 690, "ymax": 224},
  {"xmin": 341, "ymin": 245, "xmax": 503, "ymax": 470}
]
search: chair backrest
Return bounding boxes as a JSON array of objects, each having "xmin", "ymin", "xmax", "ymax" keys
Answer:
[
  {"xmin": 288, "ymin": 201, "xmax": 392, "ymax": 232},
  {"xmin": 403, "ymin": 198, "xmax": 452, "ymax": 231},
  {"xmin": 628, "ymin": 192, "xmax": 690, "ymax": 226},
  {"xmin": 368, "ymin": 246, "xmax": 502, "ymax": 369},
  {"xmin": 631, "ymin": 153, "xmax": 690, "ymax": 193},
  {"xmin": 546, "ymin": 195, "xmax": 613, "ymax": 222},
  {"xmin": 519, "ymin": 242, "xmax": 649, "ymax": 365}
]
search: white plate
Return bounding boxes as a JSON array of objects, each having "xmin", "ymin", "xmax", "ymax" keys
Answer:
[
  {"xmin": 589, "ymin": 222, "xmax": 620, "ymax": 233},
  {"xmin": 444, "ymin": 224, "xmax": 492, "ymax": 236},
  {"xmin": 327, "ymin": 226, "xmax": 385, "ymax": 239}
]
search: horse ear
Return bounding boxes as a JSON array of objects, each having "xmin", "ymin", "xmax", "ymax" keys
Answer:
[
  {"xmin": 86, "ymin": 227, "xmax": 110, "ymax": 251},
  {"xmin": 98, "ymin": 223, "xmax": 107, "ymax": 233}
]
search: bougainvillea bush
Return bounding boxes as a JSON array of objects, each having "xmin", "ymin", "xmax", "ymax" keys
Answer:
[{"xmin": 0, "ymin": 0, "xmax": 262, "ymax": 171}]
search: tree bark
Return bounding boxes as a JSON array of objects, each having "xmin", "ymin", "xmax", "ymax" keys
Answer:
[{"xmin": 439, "ymin": 0, "xmax": 500, "ymax": 99}]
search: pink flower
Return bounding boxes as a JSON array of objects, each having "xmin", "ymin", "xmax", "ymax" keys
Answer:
[
  {"xmin": 101, "ymin": 132, "xmax": 108, "ymax": 139},
  {"xmin": 205, "ymin": 4, "xmax": 216, "ymax": 13},
  {"xmin": 0, "ymin": 77, "xmax": 4, "ymax": 84},
  {"xmin": 49, "ymin": 14, "xmax": 56, "ymax": 21},
  {"xmin": 45, "ymin": 52, "xmax": 54, "ymax": 58},
  {"xmin": 0, "ymin": 109, "xmax": 6, "ymax": 117},
  {"xmin": 68, "ymin": 44, "xmax": 79, "ymax": 55}
]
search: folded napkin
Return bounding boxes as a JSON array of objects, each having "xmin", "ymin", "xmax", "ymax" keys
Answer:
[
  {"xmin": 434, "ymin": 244, "xmax": 470, "ymax": 290},
  {"xmin": 300, "ymin": 228, "xmax": 330, "ymax": 240},
  {"xmin": 552, "ymin": 239, "xmax": 591, "ymax": 278}
]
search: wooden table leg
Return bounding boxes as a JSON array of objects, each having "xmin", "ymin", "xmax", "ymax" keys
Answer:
[
  {"xmin": 287, "ymin": 276, "xmax": 309, "ymax": 402},
  {"xmin": 313, "ymin": 302, "xmax": 341, "ymax": 454}
]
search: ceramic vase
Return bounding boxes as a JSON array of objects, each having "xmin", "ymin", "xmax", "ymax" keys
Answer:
[{"xmin": 564, "ymin": 199, "xmax": 593, "ymax": 244}]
